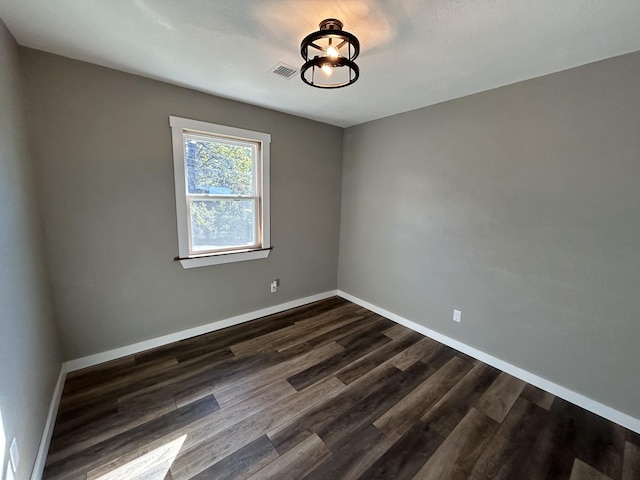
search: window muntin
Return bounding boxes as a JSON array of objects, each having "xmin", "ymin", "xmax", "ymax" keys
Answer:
[{"xmin": 170, "ymin": 116, "xmax": 270, "ymax": 268}]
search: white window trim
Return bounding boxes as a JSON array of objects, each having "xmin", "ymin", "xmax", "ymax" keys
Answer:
[{"xmin": 169, "ymin": 116, "xmax": 271, "ymax": 269}]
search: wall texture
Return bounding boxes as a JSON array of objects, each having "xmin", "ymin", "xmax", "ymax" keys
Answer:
[
  {"xmin": 20, "ymin": 49, "xmax": 343, "ymax": 360},
  {"xmin": 0, "ymin": 22, "xmax": 63, "ymax": 480},
  {"xmin": 339, "ymin": 51, "xmax": 640, "ymax": 419}
]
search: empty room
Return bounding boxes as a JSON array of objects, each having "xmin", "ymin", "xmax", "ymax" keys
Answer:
[{"xmin": 1, "ymin": 1, "xmax": 639, "ymax": 479}]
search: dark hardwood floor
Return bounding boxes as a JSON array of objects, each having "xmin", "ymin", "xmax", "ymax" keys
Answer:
[{"xmin": 43, "ymin": 297, "xmax": 640, "ymax": 479}]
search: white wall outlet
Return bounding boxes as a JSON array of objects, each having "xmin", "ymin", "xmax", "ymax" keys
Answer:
[
  {"xmin": 9, "ymin": 437, "xmax": 19, "ymax": 473},
  {"xmin": 453, "ymin": 309, "xmax": 462, "ymax": 323},
  {"xmin": 6, "ymin": 460, "xmax": 15, "ymax": 480},
  {"xmin": 270, "ymin": 279, "xmax": 279, "ymax": 293},
  {"xmin": 0, "ymin": 408, "xmax": 6, "ymax": 475}
]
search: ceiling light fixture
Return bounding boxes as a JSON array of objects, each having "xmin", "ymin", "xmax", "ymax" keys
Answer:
[{"xmin": 300, "ymin": 18, "xmax": 360, "ymax": 89}]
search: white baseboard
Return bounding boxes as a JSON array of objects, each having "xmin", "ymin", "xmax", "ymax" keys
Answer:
[
  {"xmin": 66, "ymin": 290, "xmax": 339, "ymax": 372},
  {"xmin": 30, "ymin": 364, "xmax": 67, "ymax": 480},
  {"xmin": 337, "ymin": 290, "xmax": 640, "ymax": 434}
]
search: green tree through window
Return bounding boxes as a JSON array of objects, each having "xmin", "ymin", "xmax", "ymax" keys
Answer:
[{"xmin": 184, "ymin": 134, "xmax": 258, "ymax": 251}]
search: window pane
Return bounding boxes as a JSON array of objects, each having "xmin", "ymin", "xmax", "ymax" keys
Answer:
[
  {"xmin": 185, "ymin": 135, "xmax": 255, "ymax": 195},
  {"xmin": 189, "ymin": 199, "xmax": 256, "ymax": 252}
]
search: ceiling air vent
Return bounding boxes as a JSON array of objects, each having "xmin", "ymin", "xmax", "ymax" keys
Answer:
[{"xmin": 271, "ymin": 62, "xmax": 298, "ymax": 79}]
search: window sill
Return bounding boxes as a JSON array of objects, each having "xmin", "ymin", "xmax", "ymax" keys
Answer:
[{"xmin": 177, "ymin": 248, "xmax": 271, "ymax": 269}]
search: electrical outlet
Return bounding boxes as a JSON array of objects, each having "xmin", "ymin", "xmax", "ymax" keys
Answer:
[
  {"xmin": 6, "ymin": 460, "xmax": 15, "ymax": 480},
  {"xmin": 0, "ymin": 408, "xmax": 5, "ymax": 475},
  {"xmin": 270, "ymin": 279, "xmax": 279, "ymax": 293},
  {"xmin": 453, "ymin": 309, "xmax": 462, "ymax": 323},
  {"xmin": 9, "ymin": 437, "xmax": 19, "ymax": 473}
]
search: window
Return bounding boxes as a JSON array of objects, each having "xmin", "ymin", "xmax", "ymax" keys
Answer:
[{"xmin": 170, "ymin": 116, "xmax": 270, "ymax": 268}]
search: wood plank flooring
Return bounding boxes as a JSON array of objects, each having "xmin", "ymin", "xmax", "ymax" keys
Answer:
[{"xmin": 43, "ymin": 297, "xmax": 640, "ymax": 480}]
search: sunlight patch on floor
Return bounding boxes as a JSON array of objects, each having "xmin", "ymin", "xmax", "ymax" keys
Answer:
[{"xmin": 93, "ymin": 435, "xmax": 186, "ymax": 480}]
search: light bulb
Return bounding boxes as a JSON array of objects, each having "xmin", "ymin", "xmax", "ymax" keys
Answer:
[
  {"xmin": 327, "ymin": 45, "xmax": 339, "ymax": 59},
  {"xmin": 321, "ymin": 64, "xmax": 333, "ymax": 77}
]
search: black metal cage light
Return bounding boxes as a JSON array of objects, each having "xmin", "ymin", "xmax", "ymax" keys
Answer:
[{"xmin": 300, "ymin": 18, "xmax": 360, "ymax": 89}]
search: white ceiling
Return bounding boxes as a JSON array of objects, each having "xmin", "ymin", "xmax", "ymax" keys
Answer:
[{"xmin": 1, "ymin": 0, "xmax": 640, "ymax": 127}]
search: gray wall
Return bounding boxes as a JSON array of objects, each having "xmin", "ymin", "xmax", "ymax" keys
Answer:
[
  {"xmin": 339, "ymin": 51, "xmax": 640, "ymax": 418},
  {"xmin": 0, "ymin": 23, "xmax": 63, "ymax": 480},
  {"xmin": 20, "ymin": 49, "xmax": 343, "ymax": 360}
]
